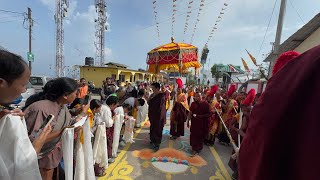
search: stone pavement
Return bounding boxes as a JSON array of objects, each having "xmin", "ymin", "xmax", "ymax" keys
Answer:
[{"xmin": 99, "ymin": 110, "xmax": 234, "ymax": 180}]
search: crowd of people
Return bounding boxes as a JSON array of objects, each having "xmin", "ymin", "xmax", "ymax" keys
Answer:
[
  {"xmin": 0, "ymin": 49, "xmax": 151, "ymax": 179},
  {"xmin": 1, "ymin": 45, "xmax": 320, "ymax": 180}
]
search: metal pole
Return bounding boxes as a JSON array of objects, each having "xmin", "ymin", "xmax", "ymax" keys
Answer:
[
  {"xmin": 215, "ymin": 107, "xmax": 239, "ymax": 152},
  {"xmin": 28, "ymin": 7, "xmax": 32, "ymax": 72},
  {"xmin": 268, "ymin": 0, "xmax": 287, "ymax": 78}
]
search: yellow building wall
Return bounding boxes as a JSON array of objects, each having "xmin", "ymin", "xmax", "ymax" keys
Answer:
[
  {"xmin": 80, "ymin": 66, "xmax": 165, "ymax": 87},
  {"xmin": 80, "ymin": 67, "xmax": 119, "ymax": 87},
  {"xmin": 80, "ymin": 67, "xmax": 150, "ymax": 87}
]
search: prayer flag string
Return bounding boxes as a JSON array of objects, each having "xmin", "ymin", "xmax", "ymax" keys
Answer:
[{"xmin": 190, "ymin": 0, "xmax": 206, "ymax": 43}]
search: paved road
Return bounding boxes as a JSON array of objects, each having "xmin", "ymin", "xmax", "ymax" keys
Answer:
[{"xmin": 99, "ymin": 109, "xmax": 234, "ymax": 180}]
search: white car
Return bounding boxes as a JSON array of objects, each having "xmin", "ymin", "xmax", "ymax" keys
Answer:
[
  {"xmin": 10, "ymin": 82, "xmax": 36, "ymax": 108},
  {"xmin": 20, "ymin": 82, "xmax": 36, "ymax": 108},
  {"xmin": 29, "ymin": 76, "xmax": 52, "ymax": 93}
]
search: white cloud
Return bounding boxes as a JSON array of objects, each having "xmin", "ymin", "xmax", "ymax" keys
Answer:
[
  {"xmin": 63, "ymin": 5, "xmax": 112, "ymax": 66},
  {"xmin": 39, "ymin": 0, "xmax": 77, "ymax": 19},
  {"xmin": 32, "ymin": 0, "xmax": 319, "ymax": 75},
  {"xmin": 39, "ymin": 0, "xmax": 55, "ymax": 11},
  {"xmin": 67, "ymin": 1, "xmax": 77, "ymax": 18},
  {"xmin": 105, "ymin": 47, "xmax": 112, "ymax": 58},
  {"xmin": 37, "ymin": 0, "xmax": 112, "ymax": 66}
]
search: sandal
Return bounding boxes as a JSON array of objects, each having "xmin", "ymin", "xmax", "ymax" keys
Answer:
[
  {"xmin": 190, "ymin": 150, "xmax": 199, "ymax": 157},
  {"xmin": 94, "ymin": 164, "xmax": 106, "ymax": 177},
  {"xmin": 95, "ymin": 171, "xmax": 106, "ymax": 177}
]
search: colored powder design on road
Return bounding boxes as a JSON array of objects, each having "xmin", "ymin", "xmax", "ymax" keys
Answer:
[{"xmin": 132, "ymin": 148, "xmax": 207, "ymax": 167}]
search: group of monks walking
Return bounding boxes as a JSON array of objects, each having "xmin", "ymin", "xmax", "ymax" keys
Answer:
[
  {"xmin": 149, "ymin": 77, "xmax": 257, "ymax": 162},
  {"xmin": 3, "ymin": 46, "xmax": 320, "ymax": 180}
]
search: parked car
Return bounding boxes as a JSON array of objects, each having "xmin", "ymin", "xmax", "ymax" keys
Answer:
[
  {"xmin": 29, "ymin": 76, "xmax": 52, "ymax": 93},
  {"xmin": 10, "ymin": 82, "xmax": 36, "ymax": 108}
]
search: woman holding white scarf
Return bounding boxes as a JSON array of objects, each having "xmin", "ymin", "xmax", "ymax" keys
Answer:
[{"xmin": 0, "ymin": 49, "xmax": 52, "ymax": 180}]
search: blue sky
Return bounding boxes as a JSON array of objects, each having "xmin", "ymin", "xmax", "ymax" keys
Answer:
[{"xmin": 0, "ymin": 0, "xmax": 319, "ymax": 77}]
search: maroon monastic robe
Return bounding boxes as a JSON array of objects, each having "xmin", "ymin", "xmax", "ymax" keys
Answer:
[
  {"xmin": 106, "ymin": 126, "xmax": 114, "ymax": 158},
  {"xmin": 170, "ymin": 103, "xmax": 187, "ymax": 137},
  {"xmin": 189, "ymin": 101, "xmax": 211, "ymax": 152},
  {"xmin": 239, "ymin": 45, "xmax": 320, "ymax": 180},
  {"xmin": 148, "ymin": 92, "xmax": 166, "ymax": 145},
  {"xmin": 106, "ymin": 110, "xmax": 115, "ymax": 158}
]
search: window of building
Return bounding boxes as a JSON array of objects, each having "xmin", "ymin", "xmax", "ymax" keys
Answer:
[
  {"xmin": 119, "ymin": 74, "xmax": 125, "ymax": 82},
  {"xmin": 111, "ymin": 74, "xmax": 116, "ymax": 81}
]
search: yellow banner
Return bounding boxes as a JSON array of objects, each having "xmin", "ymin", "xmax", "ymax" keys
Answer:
[
  {"xmin": 241, "ymin": 58, "xmax": 250, "ymax": 72},
  {"xmin": 245, "ymin": 49, "xmax": 257, "ymax": 66}
]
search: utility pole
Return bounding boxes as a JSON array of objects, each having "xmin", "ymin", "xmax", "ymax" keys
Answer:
[
  {"xmin": 27, "ymin": 7, "xmax": 33, "ymax": 72},
  {"xmin": 268, "ymin": 0, "xmax": 287, "ymax": 78}
]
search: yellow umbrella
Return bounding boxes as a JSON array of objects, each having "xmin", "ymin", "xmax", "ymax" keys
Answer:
[{"xmin": 147, "ymin": 37, "xmax": 201, "ymax": 74}]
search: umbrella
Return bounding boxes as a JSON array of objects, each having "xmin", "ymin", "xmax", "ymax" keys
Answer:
[{"xmin": 147, "ymin": 37, "xmax": 201, "ymax": 74}]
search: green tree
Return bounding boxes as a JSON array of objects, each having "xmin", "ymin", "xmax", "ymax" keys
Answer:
[{"xmin": 211, "ymin": 64, "xmax": 222, "ymax": 83}]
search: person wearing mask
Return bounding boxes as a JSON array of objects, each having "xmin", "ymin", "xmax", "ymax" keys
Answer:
[
  {"xmin": 0, "ymin": 49, "xmax": 52, "ymax": 180},
  {"xmin": 24, "ymin": 77, "xmax": 89, "ymax": 180}
]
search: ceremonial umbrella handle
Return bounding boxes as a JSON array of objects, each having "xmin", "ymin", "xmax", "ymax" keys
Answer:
[
  {"xmin": 214, "ymin": 107, "xmax": 239, "ymax": 152},
  {"xmin": 233, "ymin": 105, "xmax": 238, "ymax": 114}
]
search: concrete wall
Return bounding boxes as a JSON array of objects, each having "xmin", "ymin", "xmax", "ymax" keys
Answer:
[{"xmin": 295, "ymin": 28, "xmax": 320, "ymax": 53}]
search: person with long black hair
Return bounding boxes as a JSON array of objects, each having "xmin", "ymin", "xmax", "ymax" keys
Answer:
[
  {"xmin": 0, "ymin": 49, "xmax": 52, "ymax": 179},
  {"xmin": 24, "ymin": 77, "xmax": 89, "ymax": 180}
]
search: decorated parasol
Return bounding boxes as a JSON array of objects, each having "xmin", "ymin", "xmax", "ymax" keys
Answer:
[
  {"xmin": 147, "ymin": 37, "xmax": 201, "ymax": 74},
  {"xmin": 164, "ymin": 68, "xmax": 190, "ymax": 74}
]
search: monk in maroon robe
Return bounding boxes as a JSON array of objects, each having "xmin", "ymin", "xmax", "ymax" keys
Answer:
[
  {"xmin": 161, "ymin": 85, "xmax": 170, "ymax": 125},
  {"xmin": 170, "ymin": 86, "xmax": 189, "ymax": 139},
  {"xmin": 187, "ymin": 92, "xmax": 211, "ymax": 156},
  {"xmin": 239, "ymin": 46, "xmax": 320, "ymax": 180},
  {"xmin": 148, "ymin": 82, "xmax": 166, "ymax": 151}
]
